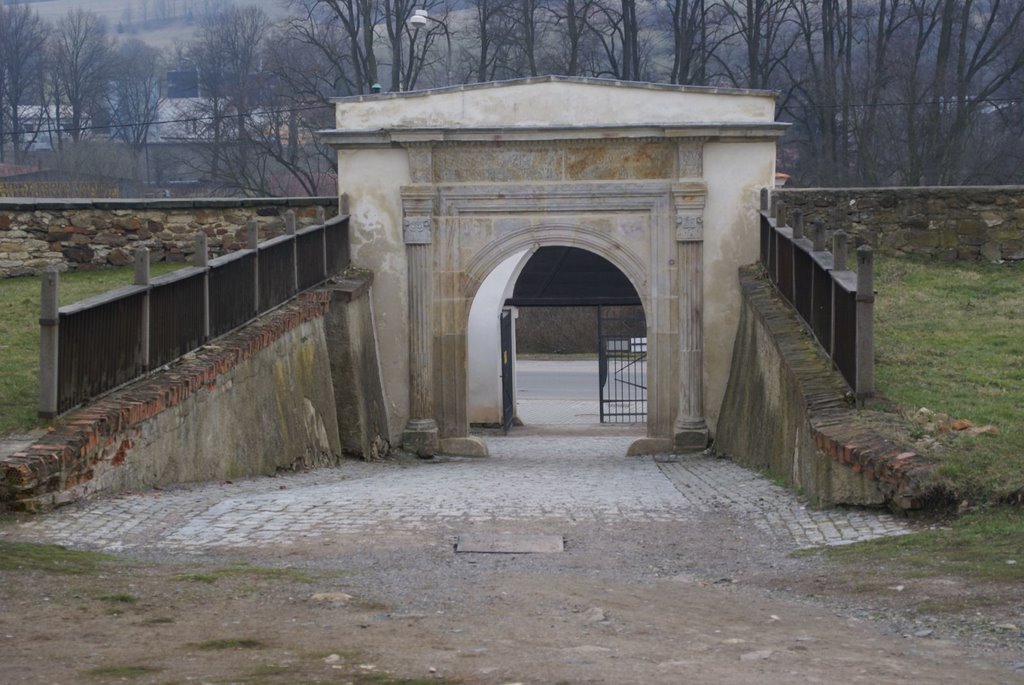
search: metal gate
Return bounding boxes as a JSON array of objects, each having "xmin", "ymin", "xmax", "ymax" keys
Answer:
[
  {"xmin": 597, "ymin": 305, "xmax": 647, "ymax": 423},
  {"xmin": 500, "ymin": 307, "xmax": 515, "ymax": 433}
]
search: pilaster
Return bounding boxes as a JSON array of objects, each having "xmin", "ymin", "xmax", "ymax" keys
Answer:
[
  {"xmin": 672, "ymin": 183, "xmax": 709, "ymax": 451},
  {"xmin": 401, "ymin": 186, "xmax": 439, "ymax": 456}
]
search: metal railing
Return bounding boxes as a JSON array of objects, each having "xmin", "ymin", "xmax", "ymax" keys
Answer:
[
  {"xmin": 39, "ymin": 210, "xmax": 350, "ymax": 418},
  {"xmin": 758, "ymin": 188, "xmax": 874, "ymax": 400}
]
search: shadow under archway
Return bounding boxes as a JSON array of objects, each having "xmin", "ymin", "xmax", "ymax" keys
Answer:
[{"xmin": 469, "ymin": 245, "xmax": 648, "ymax": 435}]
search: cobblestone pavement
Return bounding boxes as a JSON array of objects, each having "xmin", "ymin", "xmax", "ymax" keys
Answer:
[{"xmin": 4, "ymin": 435, "xmax": 911, "ymax": 553}]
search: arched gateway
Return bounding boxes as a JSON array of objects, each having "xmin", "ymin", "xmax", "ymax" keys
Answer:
[{"xmin": 323, "ymin": 77, "xmax": 785, "ymax": 457}]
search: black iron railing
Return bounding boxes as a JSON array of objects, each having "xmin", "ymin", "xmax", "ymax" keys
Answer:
[
  {"xmin": 39, "ymin": 212, "xmax": 350, "ymax": 418},
  {"xmin": 758, "ymin": 188, "xmax": 874, "ymax": 399}
]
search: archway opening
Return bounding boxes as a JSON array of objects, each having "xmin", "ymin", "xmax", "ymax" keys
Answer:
[{"xmin": 467, "ymin": 245, "xmax": 647, "ymax": 433}]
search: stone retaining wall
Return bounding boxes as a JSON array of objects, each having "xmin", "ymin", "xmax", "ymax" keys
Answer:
[
  {"xmin": 0, "ymin": 197, "xmax": 338, "ymax": 278},
  {"xmin": 0, "ymin": 292, "xmax": 341, "ymax": 511},
  {"xmin": 776, "ymin": 186, "xmax": 1024, "ymax": 262},
  {"xmin": 0, "ymin": 275, "xmax": 397, "ymax": 512},
  {"xmin": 715, "ymin": 266, "xmax": 937, "ymax": 511}
]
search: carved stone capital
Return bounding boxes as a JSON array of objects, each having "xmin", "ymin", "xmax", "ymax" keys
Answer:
[
  {"xmin": 672, "ymin": 181, "xmax": 706, "ymax": 243},
  {"xmin": 403, "ymin": 217, "xmax": 433, "ymax": 244},
  {"xmin": 676, "ymin": 214, "xmax": 703, "ymax": 241}
]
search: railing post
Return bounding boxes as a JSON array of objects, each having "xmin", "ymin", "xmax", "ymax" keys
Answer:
[
  {"xmin": 776, "ymin": 202, "xmax": 788, "ymax": 229},
  {"xmin": 813, "ymin": 221, "xmax": 826, "ymax": 252},
  {"xmin": 759, "ymin": 187, "xmax": 769, "ymax": 213},
  {"xmin": 285, "ymin": 210, "xmax": 298, "ymax": 292},
  {"xmin": 135, "ymin": 247, "xmax": 150, "ymax": 371},
  {"xmin": 38, "ymin": 268, "xmax": 60, "ymax": 419},
  {"xmin": 791, "ymin": 208, "xmax": 804, "ymax": 239},
  {"xmin": 856, "ymin": 246, "xmax": 875, "ymax": 401},
  {"xmin": 195, "ymin": 232, "xmax": 210, "ymax": 340},
  {"xmin": 314, "ymin": 207, "xmax": 329, "ymax": 279},
  {"xmin": 832, "ymin": 230, "xmax": 848, "ymax": 271},
  {"xmin": 316, "ymin": 206, "xmax": 328, "ymax": 278},
  {"xmin": 248, "ymin": 218, "xmax": 260, "ymax": 314}
]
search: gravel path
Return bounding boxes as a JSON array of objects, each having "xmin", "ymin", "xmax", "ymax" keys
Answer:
[{"xmin": 3, "ymin": 434, "xmax": 1022, "ymax": 684}]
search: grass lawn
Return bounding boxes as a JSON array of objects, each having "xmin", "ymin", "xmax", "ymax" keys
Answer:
[
  {"xmin": 0, "ymin": 264, "xmax": 181, "ymax": 436},
  {"xmin": 818, "ymin": 507, "xmax": 1024, "ymax": 582},
  {"xmin": 873, "ymin": 255, "xmax": 1024, "ymax": 504}
]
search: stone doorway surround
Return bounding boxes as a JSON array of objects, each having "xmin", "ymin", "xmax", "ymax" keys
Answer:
[{"xmin": 322, "ymin": 77, "xmax": 785, "ymax": 457}]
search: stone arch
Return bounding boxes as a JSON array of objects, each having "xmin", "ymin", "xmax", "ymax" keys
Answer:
[
  {"xmin": 461, "ymin": 223, "xmax": 651, "ymax": 316},
  {"xmin": 463, "ymin": 231, "xmax": 652, "ymax": 436}
]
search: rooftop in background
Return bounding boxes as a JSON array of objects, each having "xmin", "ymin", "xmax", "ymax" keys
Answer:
[{"xmin": 0, "ymin": 163, "xmax": 42, "ymax": 178}]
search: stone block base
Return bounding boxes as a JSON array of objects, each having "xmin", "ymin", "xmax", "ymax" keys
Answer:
[
  {"xmin": 626, "ymin": 437, "xmax": 674, "ymax": 456},
  {"xmin": 402, "ymin": 419, "xmax": 440, "ymax": 457},
  {"xmin": 439, "ymin": 436, "xmax": 489, "ymax": 458},
  {"xmin": 674, "ymin": 426, "xmax": 709, "ymax": 453}
]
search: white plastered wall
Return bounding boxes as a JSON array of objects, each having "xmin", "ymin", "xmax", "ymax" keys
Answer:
[
  {"xmin": 337, "ymin": 148, "xmax": 412, "ymax": 442},
  {"xmin": 701, "ymin": 140, "xmax": 777, "ymax": 429},
  {"xmin": 467, "ymin": 249, "xmax": 531, "ymax": 424}
]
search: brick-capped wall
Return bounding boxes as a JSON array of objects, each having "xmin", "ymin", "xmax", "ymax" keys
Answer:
[
  {"xmin": 0, "ymin": 197, "xmax": 338, "ymax": 278},
  {"xmin": 0, "ymin": 291, "xmax": 342, "ymax": 512},
  {"xmin": 716, "ymin": 266, "xmax": 938, "ymax": 511},
  {"xmin": 776, "ymin": 186, "xmax": 1024, "ymax": 262}
]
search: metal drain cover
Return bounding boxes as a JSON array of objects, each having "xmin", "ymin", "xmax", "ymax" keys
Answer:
[{"xmin": 455, "ymin": 533, "xmax": 564, "ymax": 554}]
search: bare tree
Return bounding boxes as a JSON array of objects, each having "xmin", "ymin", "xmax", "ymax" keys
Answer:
[
  {"xmin": 50, "ymin": 9, "xmax": 112, "ymax": 146},
  {"xmin": 660, "ymin": 0, "xmax": 727, "ymax": 84},
  {"xmin": 395, "ymin": 0, "xmax": 451, "ymax": 89},
  {"xmin": 548, "ymin": 0, "xmax": 602, "ymax": 75},
  {"xmin": 108, "ymin": 39, "xmax": 163, "ymax": 154},
  {"xmin": 289, "ymin": 0, "xmax": 382, "ymax": 94},
  {"xmin": 903, "ymin": 0, "xmax": 1024, "ymax": 185},
  {"xmin": 179, "ymin": 5, "xmax": 272, "ymax": 192},
  {"xmin": 0, "ymin": 4, "xmax": 47, "ymax": 163},
  {"xmin": 716, "ymin": 0, "xmax": 796, "ymax": 89},
  {"xmin": 511, "ymin": 0, "xmax": 546, "ymax": 77},
  {"xmin": 468, "ymin": 0, "xmax": 516, "ymax": 82},
  {"xmin": 257, "ymin": 28, "xmax": 340, "ymax": 195}
]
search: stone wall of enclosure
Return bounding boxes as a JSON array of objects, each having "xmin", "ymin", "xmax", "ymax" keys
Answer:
[
  {"xmin": 776, "ymin": 187, "xmax": 1024, "ymax": 262},
  {"xmin": 0, "ymin": 197, "xmax": 338, "ymax": 278}
]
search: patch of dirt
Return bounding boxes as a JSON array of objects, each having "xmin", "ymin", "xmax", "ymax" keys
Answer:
[{"xmin": 3, "ymin": 516, "xmax": 1023, "ymax": 684}]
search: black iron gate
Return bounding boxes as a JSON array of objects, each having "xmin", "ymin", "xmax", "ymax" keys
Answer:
[
  {"xmin": 597, "ymin": 305, "xmax": 647, "ymax": 423},
  {"xmin": 500, "ymin": 307, "xmax": 515, "ymax": 433}
]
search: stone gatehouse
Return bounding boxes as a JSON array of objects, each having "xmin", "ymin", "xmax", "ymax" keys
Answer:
[{"xmin": 323, "ymin": 77, "xmax": 785, "ymax": 456}]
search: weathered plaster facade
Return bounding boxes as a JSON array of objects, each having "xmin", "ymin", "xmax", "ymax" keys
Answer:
[{"xmin": 325, "ymin": 77, "xmax": 784, "ymax": 456}]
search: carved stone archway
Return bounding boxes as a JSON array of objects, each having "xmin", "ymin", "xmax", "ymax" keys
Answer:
[{"xmin": 324, "ymin": 77, "xmax": 785, "ymax": 456}]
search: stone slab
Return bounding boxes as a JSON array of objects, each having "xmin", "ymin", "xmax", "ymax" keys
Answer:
[{"xmin": 455, "ymin": 533, "xmax": 565, "ymax": 554}]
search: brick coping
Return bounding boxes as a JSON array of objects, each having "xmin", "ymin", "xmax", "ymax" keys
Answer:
[
  {"xmin": 0, "ymin": 291, "xmax": 332, "ymax": 511},
  {"xmin": 738, "ymin": 265, "xmax": 938, "ymax": 511}
]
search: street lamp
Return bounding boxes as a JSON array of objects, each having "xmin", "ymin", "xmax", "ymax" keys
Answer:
[{"xmin": 407, "ymin": 7, "xmax": 452, "ymax": 87}]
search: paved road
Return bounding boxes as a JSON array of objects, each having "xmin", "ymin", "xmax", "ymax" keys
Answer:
[
  {"xmin": 516, "ymin": 360, "xmax": 646, "ymax": 425},
  {"xmin": 517, "ymin": 359, "xmax": 600, "ymax": 400},
  {"xmin": 3, "ymin": 435, "xmax": 910, "ymax": 553}
]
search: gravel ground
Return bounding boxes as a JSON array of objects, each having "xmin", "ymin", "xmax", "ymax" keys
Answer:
[{"xmin": 2, "ymin": 434, "xmax": 1022, "ymax": 684}]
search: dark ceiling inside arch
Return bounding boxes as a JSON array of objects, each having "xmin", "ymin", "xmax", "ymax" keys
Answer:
[{"xmin": 505, "ymin": 246, "xmax": 641, "ymax": 307}]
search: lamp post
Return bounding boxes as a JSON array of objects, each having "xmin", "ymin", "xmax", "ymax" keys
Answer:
[{"xmin": 407, "ymin": 8, "xmax": 452, "ymax": 87}]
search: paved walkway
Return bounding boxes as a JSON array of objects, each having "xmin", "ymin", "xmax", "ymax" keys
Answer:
[
  {"xmin": 516, "ymin": 399, "xmax": 603, "ymax": 425},
  {"xmin": 2, "ymin": 435, "xmax": 911, "ymax": 554}
]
